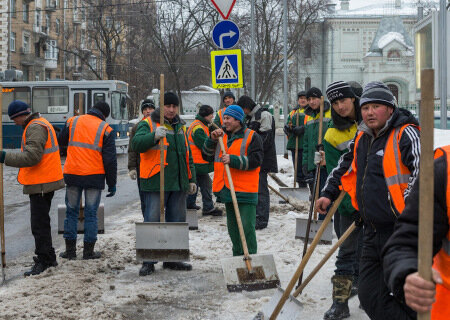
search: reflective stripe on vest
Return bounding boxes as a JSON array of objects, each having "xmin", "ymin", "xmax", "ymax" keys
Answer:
[
  {"xmin": 212, "ymin": 129, "xmax": 260, "ymax": 193},
  {"xmin": 139, "ymin": 118, "xmax": 192, "ymax": 180},
  {"xmin": 18, "ymin": 117, "xmax": 63, "ymax": 185},
  {"xmin": 218, "ymin": 108, "xmax": 226, "ymax": 126},
  {"xmin": 187, "ymin": 120, "xmax": 209, "ymax": 165},
  {"xmin": 63, "ymin": 115, "xmax": 112, "ymax": 176}
]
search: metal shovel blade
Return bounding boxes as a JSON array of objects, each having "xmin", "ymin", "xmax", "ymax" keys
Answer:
[
  {"xmin": 295, "ymin": 218, "xmax": 333, "ymax": 244},
  {"xmin": 278, "ymin": 187, "xmax": 310, "ymax": 202},
  {"xmin": 260, "ymin": 287, "xmax": 302, "ymax": 319},
  {"xmin": 221, "ymin": 254, "xmax": 280, "ymax": 292},
  {"xmin": 135, "ymin": 222, "xmax": 190, "ymax": 262}
]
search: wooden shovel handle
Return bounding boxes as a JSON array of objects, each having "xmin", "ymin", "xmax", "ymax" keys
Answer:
[
  {"xmin": 218, "ymin": 136, "xmax": 253, "ymax": 273},
  {"xmin": 270, "ymin": 191, "xmax": 345, "ymax": 320},
  {"xmin": 313, "ymin": 97, "xmax": 324, "ymax": 220},
  {"xmin": 268, "ymin": 184, "xmax": 289, "ymax": 203},
  {"xmin": 159, "ymin": 74, "xmax": 165, "ymax": 221},
  {"xmin": 0, "ymin": 86, "xmax": 5, "ymax": 273}
]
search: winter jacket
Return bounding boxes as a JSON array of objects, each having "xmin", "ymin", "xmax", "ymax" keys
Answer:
[
  {"xmin": 302, "ymin": 101, "xmax": 332, "ymax": 172},
  {"xmin": 339, "ymin": 108, "xmax": 420, "ymax": 231},
  {"xmin": 245, "ymin": 105, "xmax": 278, "ymax": 173},
  {"xmin": 286, "ymin": 106, "xmax": 306, "ymax": 150},
  {"xmin": 323, "ymin": 117, "xmax": 358, "ymax": 217},
  {"xmin": 131, "ymin": 108, "xmax": 196, "ymax": 192},
  {"xmin": 382, "ymin": 154, "xmax": 449, "ymax": 304},
  {"xmin": 58, "ymin": 108, "xmax": 117, "ymax": 190},
  {"xmin": 5, "ymin": 113, "xmax": 65, "ymax": 194},
  {"xmin": 188, "ymin": 114, "xmax": 214, "ymax": 175},
  {"xmin": 202, "ymin": 126, "xmax": 263, "ymax": 204},
  {"xmin": 128, "ymin": 119, "xmax": 142, "ymax": 171}
]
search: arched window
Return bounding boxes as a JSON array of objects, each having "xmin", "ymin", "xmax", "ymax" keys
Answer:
[
  {"xmin": 305, "ymin": 77, "xmax": 311, "ymax": 91},
  {"xmin": 387, "ymin": 50, "xmax": 401, "ymax": 58},
  {"xmin": 387, "ymin": 84, "xmax": 399, "ymax": 104}
]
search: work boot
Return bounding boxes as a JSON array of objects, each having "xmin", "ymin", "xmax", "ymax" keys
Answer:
[
  {"xmin": 59, "ymin": 239, "xmax": 77, "ymax": 260},
  {"xmin": 139, "ymin": 262, "xmax": 155, "ymax": 276},
  {"xmin": 24, "ymin": 256, "xmax": 57, "ymax": 277},
  {"xmin": 83, "ymin": 241, "xmax": 101, "ymax": 260},
  {"xmin": 162, "ymin": 262, "xmax": 192, "ymax": 271},
  {"xmin": 202, "ymin": 207, "xmax": 223, "ymax": 216},
  {"xmin": 323, "ymin": 275, "xmax": 352, "ymax": 320},
  {"xmin": 187, "ymin": 205, "xmax": 201, "ymax": 210}
]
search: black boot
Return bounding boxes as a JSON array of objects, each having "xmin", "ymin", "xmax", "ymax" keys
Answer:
[
  {"xmin": 24, "ymin": 256, "xmax": 57, "ymax": 277},
  {"xmin": 83, "ymin": 242, "xmax": 101, "ymax": 260},
  {"xmin": 323, "ymin": 275, "xmax": 352, "ymax": 320},
  {"xmin": 162, "ymin": 262, "xmax": 192, "ymax": 271},
  {"xmin": 139, "ymin": 262, "xmax": 155, "ymax": 276},
  {"xmin": 202, "ymin": 207, "xmax": 223, "ymax": 216},
  {"xmin": 59, "ymin": 239, "xmax": 77, "ymax": 260}
]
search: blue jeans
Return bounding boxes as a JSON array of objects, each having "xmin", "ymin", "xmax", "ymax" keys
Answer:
[
  {"xmin": 186, "ymin": 173, "xmax": 214, "ymax": 212},
  {"xmin": 63, "ymin": 186, "xmax": 102, "ymax": 243},
  {"xmin": 143, "ymin": 191, "xmax": 187, "ymax": 222}
]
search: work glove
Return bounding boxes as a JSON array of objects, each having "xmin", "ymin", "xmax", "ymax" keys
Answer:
[
  {"xmin": 353, "ymin": 211, "xmax": 363, "ymax": 227},
  {"xmin": 314, "ymin": 151, "xmax": 326, "ymax": 166},
  {"xmin": 292, "ymin": 126, "xmax": 305, "ymax": 136},
  {"xmin": 106, "ymin": 186, "xmax": 116, "ymax": 197},
  {"xmin": 154, "ymin": 126, "xmax": 167, "ymax": 141},
  {"xmin": 248, "ymin": 121, "xmax": 261, "ymax": 132},
  {"xmin": 188, "ymin": 183, "xmax": 197, "ymax": 195},
  {"xmin": 0, "ymin": 150, "xmax": 5, "ymax": 164},
  {"xmin": 128, "ymin": 169, "xmax": 137, "ymax": 180},
  {"xmin": 283, "ymin": 125, "xmax": 292, "ymax": 136}
]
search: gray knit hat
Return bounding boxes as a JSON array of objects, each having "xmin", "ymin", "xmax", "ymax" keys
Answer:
[
  {"xmin": 360, "ymin": 82, "xmax": 396, "ymax": 109},
  {"xmin": 326, "ymin": 81, "xmax": 355, "ymax": 105}
]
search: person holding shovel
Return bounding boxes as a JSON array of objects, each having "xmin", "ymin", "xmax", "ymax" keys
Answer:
[
  {"xmin": 383, "ymin": 145, "xmax": 450, "ymax": 319},
  {"xmin": 238, "ymin": 95, "xmax": 278, "ymax": 230},
  {"xmin": 202, "ymin": 105, "xmax": 263, "ymax": 256},
  {"xmin": 321, "ymin": 81, "xmax": 363, "ymax": 320},
  {"xmin": 284, "ymin": 91, "xmax": 308, "ymax": 187},
  {"xmin": 0, "ymin": 101, "xmax": 65, "ymax": 276},
  {"xmin": 213, "ymin": 90, "xmax": 235, "ymax": 128},
  {"xmin": 186, "ymin": 104, "xmax": 222, "ymax": 216},
  {"xmin": 128, "ymin": 99, "xmax": 155, "ymax": 216},
  {"xmin": 132, "ymin": 92, "xmax": 197, "ymax": 276},
  {"xmin": 316, "ymin": 82, "xmax": 421, "ymax": 320}
]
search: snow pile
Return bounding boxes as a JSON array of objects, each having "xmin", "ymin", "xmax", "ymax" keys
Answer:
[{"xmin": 377, "ymin": 32, "xmax": 409, "ymax": 49}]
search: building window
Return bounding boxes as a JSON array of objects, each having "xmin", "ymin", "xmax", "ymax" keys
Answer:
[
  {"xmin": 46, "ymin": 14, "xmax": 50, "ymax": 31},
  {"xmin": 35, "ymin": 9, "xmax": 41, "ymax": 27},
  {"xmin": 89, "ymin": 55, "xmax": 97, "ymax": 70},
  {"xmin": 11, "ymin": 0, "xmax": 16, "ymax": 18},
  {"xmin": 45, "ymin": 40, "xmax": 58, "ymax": 59},
  {"xmin": 387, "ymin": 84, "xmax": 399, "ymax": 103},
  {"xmin": 305, "ymin": 77, "xmax": 311, "ymax": 91},
  {"xmin": 23, "ymin": 33, "xmax": 30, "ymax": 53},
  {"xmin": 387, "ymin": 50, "xmax": 401, "ymax": 59},
  {"xmin": 55, "ymin": 19, "xmax": 60, "ymax": 34},
  {"xmin": 10, "ymin": 32, "xmax": 16, "ymax": 52},
  {"xmin": 305, "ymin": 40, "xmax": 312, "ymax": 59},
  {"xmin": 23, "ymin": 3, "xmax": 29, "ymax": 23},
  {"xmin": 73, "ymin": 25, "xmax": 77, "ymax": 42}
]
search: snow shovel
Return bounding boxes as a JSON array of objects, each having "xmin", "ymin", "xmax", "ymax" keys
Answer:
[
  {"xmin": 218, "ymin": 135, "xmax": 280, "ymax": 292},
  {"xmin": 295, "ymin": 97, "xmax": 332, "ymax": 246},
  {"xmin": 268, "ymin": 184, "xmax": 306, "ymax": 212},
  {"xmin": 278, "ymin": 112, "xmax": 309, "ymax": 201},
  {"xmin": 0, "ymin": 88, "xmax": 5, "ymax": 284},
  {"xmin": 136, "ymin": 74, "xmax": 189, "ymax": 262},
  {"xmin": 261, "ymin": 191, "xmax": 345, "ymax": 319}
]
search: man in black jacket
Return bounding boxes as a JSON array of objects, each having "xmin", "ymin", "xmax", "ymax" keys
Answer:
[{"xmin": 238, "ymin": 96, "xmax": 278, "ymax": 230}]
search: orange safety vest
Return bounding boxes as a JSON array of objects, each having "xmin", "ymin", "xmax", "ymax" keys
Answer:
[
  {"xmin": 431, "ymin": 145, "xmax": 450, "ymax": 319},
  {"xmin": 218, "ymin": 107, "xmax": 226, "ymax": 126},
  {"xmin": 63, "ymin": 115, "xmax": 112, "ymax": 176},
  {"xmin": 212, "ymin": 128, "xmax": 260, "ymax": 193},
  {"xmin": 341, "ymin": 124, "xmax": 419, "ymax": 214},
  {"xmin": 18, "ymin": 117, "xmax": 63, "ymax": 185},
  {"xmin": 187, "ymin": 120, "xmax": 209, "ymax": 165},
  {"xmin": 139, "ymin": 118, "xmax": 192, "ymax": 180}
]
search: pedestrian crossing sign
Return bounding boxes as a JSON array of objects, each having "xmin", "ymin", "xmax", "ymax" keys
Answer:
[{"xmin": 211, "ymin": 49, "xmax": 243, "ymax": 89}]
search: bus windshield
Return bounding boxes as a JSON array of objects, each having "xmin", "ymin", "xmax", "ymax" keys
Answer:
[
  {"xmin": 111, "ymin": 92, "xmax": 128, "ymax": 120},
  {"xmin": 2, "ymin": 87, "xmax": 31, "ymax": 114}
]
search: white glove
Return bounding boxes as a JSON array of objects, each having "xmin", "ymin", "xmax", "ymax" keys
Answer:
[
  {"xmin": 154, "ymin": 126, "xmax": 167, "ymax": 140},
  {"xmin": 188, "ymin": 183, "xmax": 197, "ymax": 195},
  {"xmin": 128, "ymin": 169, "xmax": 137, "ymax": 180},
  {"xmin": 314, "ymin": 151, "xmax": 325, "ymax": 166}
]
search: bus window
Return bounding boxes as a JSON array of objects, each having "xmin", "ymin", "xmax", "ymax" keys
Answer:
[
  {"xmin": 94, "ymin": 93, "xmax": 105, "ymax": 105},
  {"xmin": 111, "ymin": 92, "xmax": 128, "ymax": 120},
  {"xmin": 74, "ymin": 93, "xmax": 85, "ymax": 116},
  {"xmin": 33, "ymin": 87, "xmax": 69, "ymax": 114},
  {"xmin": 2, "ymin": 87, "xmax": 31, "ymax": 114}
]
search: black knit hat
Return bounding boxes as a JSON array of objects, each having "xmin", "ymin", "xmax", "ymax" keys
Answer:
[
  {"xmin": 164, "ymin": 92, "xmax": 179, "ymax": 106},
  {"xmin": 236, "ymin": 95, "xmax": 256, "ymax": 111},
  {"xmin": 198, "ymin": 105, "xmax": 214, "ymax": 118},
  {"xmin": 223, "ymin": 91, "xmax": 235, "ymax": 102},
  {"xmin": 8, "ymin": 100, "xmax": 31, "ymax": 119},
  {"xmin": 141, "ymin": 99, "xmax": 155, "ymax": 112},
  {"xmin": 94, "ymin": 101, "xmax": 110, "ymax": 118},
  {"xmin": 348, "ymin": 81, "xmax": 363, "ymax": 98},
  {"xmin": 297, "ymin": 91, "xmax": 307, "ymax": 99},
  {"xmin": 360, "ymin": 82, "xmax": 396, "ymax": 109},
  {"xmin": 306, "ymin": 87, "xmax": 322, "ymax": 99},
  {"xmin": 326, "ymin": 81, "xmax": 356, "ymax": 105}
]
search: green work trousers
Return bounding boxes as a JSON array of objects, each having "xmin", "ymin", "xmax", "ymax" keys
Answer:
[{"xmin": 225, "ymin": 202, "xmax": 257, "ymax": 256}]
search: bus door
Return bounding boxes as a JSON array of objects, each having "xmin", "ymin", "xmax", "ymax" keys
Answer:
[{"xmin": 71, "ymin": 89, "xmax": 88, "ymax": 116}]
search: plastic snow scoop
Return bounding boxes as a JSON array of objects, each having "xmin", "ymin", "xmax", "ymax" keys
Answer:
[
  {"xmin": 260, "ymin": 191, "xmax": 345, "ymax": 319},
  {"xmin": 268, "ymin": 184, "xmax": 306, "ymax": 211},
  {"xmin": 136, "ymin": 74, "xmax": 189, "ymax": 262},
  {"xmin": 0, "ymin": 87, "xmax": 5, "ymax": 284},
  {"xmin": 217, "ymin": 135, "xmax": 280, "ymax": 292}
]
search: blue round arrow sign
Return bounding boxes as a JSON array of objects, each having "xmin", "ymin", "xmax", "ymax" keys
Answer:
[{"xmin": 212, "ymin": 20, "xmax": 240, "ymax": 50}]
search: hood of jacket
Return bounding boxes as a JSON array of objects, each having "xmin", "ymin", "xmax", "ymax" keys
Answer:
[
  {"xmin": 151, "ymin": 107, "xmax": 185, "ymax": 126},
  {"xmin": 23, "ymin": 112, "xmax": 41, "ymax": 128},
  {"xmin": 303, "ymin": 100, "xmax": 331, "ymax": 118},
  {"xmin": 87, "ymin": 108, "xmax": 106, "ymax": 121}
]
